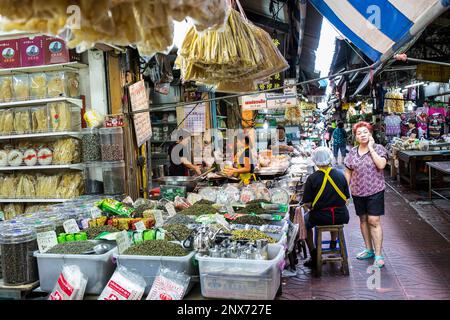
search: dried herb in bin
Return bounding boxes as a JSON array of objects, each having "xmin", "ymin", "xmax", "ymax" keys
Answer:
[
  {"xmin": 236, "ymin": 202, "xmax": 271, "ymax": 215},
  {"xmin": 231, "ymin": 215, "xmax": 266, "ymax": 226},
  {"xmin": 123, "ymin": 240, "xmax": 188, "ymax": 256},
  {"xmin": 46, "ymin": 241, "xmax": 97, "ymax": 254},
  {"xmin": 179, "ymin": 200, "xmax": 218, "ymax": 216},
  {"xmin": 231, "ymin": 229, "xmax": 276, "ymax": 243},
  {"xmin": 85, "ymin": 226, "xmax": 120, "ymax": 239},
  {"xmin": 164, "ymin": 214, "xmax": 195, "ymax": 225},
  {"xmin": 163, "ymin": 224, "xmax": 191, "ymax": 241}
]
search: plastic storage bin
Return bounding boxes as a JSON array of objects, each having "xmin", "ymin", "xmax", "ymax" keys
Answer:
[
  {"xmin": 112, "ymin": 249, "xmax": 198, "ymax": 295},
  {"xmin": 100, "ymin": 127, "xmax": 124, "ymax": 161},
  {"xmin": 34, "ymin": 241, "xmax": 116, "ymax": 294},
  {"xmin": 197, "ymin": 244, "xmax": 284, "ymax": 300},
  {"xmin": 85, "ymin": 162, "xmax": 104, "ymax": 195},
  {"xmin": 81, "ymin": 128, "xmax": 101, "ymax": 161},
  {"xmin": 102, "ymin": 160, "xmax": 125, "ymax": 195},
  {"xmin": 0, "ymin": 226, "xmax": 39, "ymax": 285}
]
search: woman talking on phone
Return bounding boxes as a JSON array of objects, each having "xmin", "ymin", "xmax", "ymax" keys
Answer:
[{"xmin": 344, "ymin": 122, "xmax": 388, "ymax": 269}]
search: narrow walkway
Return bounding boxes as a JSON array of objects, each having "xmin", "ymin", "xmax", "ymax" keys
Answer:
[{"xmin": 280, "ymin": 185, "xmax": 450, "ymax": 300}]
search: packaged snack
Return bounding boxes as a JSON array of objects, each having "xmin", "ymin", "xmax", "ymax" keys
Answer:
[
  {"xmin": 12, "ymin": 75, "xmax": 30, "ymax": 101},
  {"xmin": 98, "ymin": 198, "xmax": 135, "ymax": 217},
  {"xmin": 47, "ymin": 72, "xmax": 66, "ymax": 97},
  {"xmin": 7, "ymin": 149, "xmax": 23, "ymax": 166},
  {"xmin": 49, "ymin": 102, "xmax": 72, "ymax": 131},
  {"xmin": 13, "ymin": 108, "xmax": 31, "ymax": 134},
  {"xmin": 52, "ymin": 138, "xmax": 80, "ymax": 164},
  {"xmin": 146, "ymin": 267, "xmax": 190, "ymax": 300},
  {"xmin": 0, "ymin": 76, "xmax": 13, "ymax": 102},
  {"xmin": 37, "ymin": 147, "xmax": 53, "ymax": 165},
  {"xmin": 16, "ymin": 174, "xmax": 36, "ymax": 198},
  {"xmin": 19, "ymin": 36, "xmax": 45, "ymax": 67},
  {"xmin": 0, "ymin": 39, "xmax": 20, "ymax": 68},
  {"xmin": 49, "ymin": 265, "xmax": 88, "ymax": 300},
  {"xmin": 0, "ymin": 109, "xmax": 14, "ymax": 134},
  {"xmin": 66, "ymin": 72, "xmax": 80, "ymax": 98},
  {"xmin": 36, "ymin": 174, "xmax": 60, "ymax": 199},
  {"xmin": 30, "ymin": 73, "xmax": 47, "ymax": 100},
  {"xmin": 31, "ymin": 106, "xmax": 49, "ymax": 132},
  {"xmin": 23, "ymin": 149, "xmax": 38, "ymax": 166},
  {"xmin": 98, "ymin": 266, "xmax": 146, "ymax": 301}
]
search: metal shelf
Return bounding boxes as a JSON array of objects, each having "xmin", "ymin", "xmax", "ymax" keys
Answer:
[
  {"xmin": 0, "ymin": 131, "xmax": 81, "ymax": 141},
  {"xmin": 0, "ymin": 199, "xmax": 69, "ymax": 203},
  {"xmin": 151, "ymin": 122, "xmax": 178, "ymax": 125},
  {"xmin": 0, "ymin": 97, "xmax": 83, "ymax": 109},
  {"xmin": 0, "ymin": 164, "xmax": 83, "ymax": 171},
  {"xmin": 0, "ymin": 62, "xmax": 88, "ymax": 76}
]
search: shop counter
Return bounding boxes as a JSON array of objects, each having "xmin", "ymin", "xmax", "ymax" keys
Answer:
[{"xmin": 426, "ymin": 161, "xmax": 450, "ymax": 201}]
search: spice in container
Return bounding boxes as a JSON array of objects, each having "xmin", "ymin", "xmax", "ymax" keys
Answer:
[
  {"xmin": 102, "ymin": 160, "xmax": 125, "ymax": 195},
  {"xmin": 81, "ymin": 128, "xmax": 101, "ymax": 161},
  {"xmin": 0, "ymin": 226, "xmax": 39, "ymax": 285},
  {"xmin": 99, "ymin": 127, "xmax": 124, "ymax": 161},
  {"xmin": 84, "ymin": 162, "xmax": 103, "ymax": 195}
]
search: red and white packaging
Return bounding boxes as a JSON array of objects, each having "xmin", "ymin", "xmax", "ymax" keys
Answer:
[
  {"xmin": 49, "ymin": 265, "xmax": 88, "ymax": 300},
  {"xmin": 146, "ymin": 267, "xmax": 190, "ymax": 300},
  {"xmin": 0, "ymin": 39, "xmax": 20, "ymax": 69},
  {"xmin": 99, "ymin": 266, "xmax": 146, "ymax": 301},
  {"xmin": 44, "ymin": 36, "xmax": 69, "ymax": 65},
  {"xmin": 19, "ymin": 36, "xmax": 45, "ymax": 67}
]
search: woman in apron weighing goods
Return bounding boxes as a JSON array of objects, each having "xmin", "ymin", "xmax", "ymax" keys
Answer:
[{"xmin": 222, "ymin": 136, "xmax": 257, "ymax": 185}]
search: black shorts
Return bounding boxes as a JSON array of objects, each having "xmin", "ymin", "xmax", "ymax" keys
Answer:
[{"xmin": 352, "ymin": 191, "xmax": 385, "ymax": 216}]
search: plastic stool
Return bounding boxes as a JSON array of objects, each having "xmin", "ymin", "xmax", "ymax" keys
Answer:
[{"xmin": 314, "ymin": 225, "xmax": 349, "ymax": 277}]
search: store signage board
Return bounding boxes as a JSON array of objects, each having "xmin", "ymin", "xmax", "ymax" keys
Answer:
[
  {"xmin": 417, "ymin": 64, "xmax": 450, "ymax": 83},
  {"xmin": 242, "ymin": 93, "xmax": 267, "ymax": 111},
  {"xmin": 284, "ymin": 79, "xmax": 297, "ymax": 96},
  {"xmin": 129, "ymin": 80, "xmax": 152, "ymax": 147},
  {"xmin": 266, "ymin": 93, "xmax": 297, "ymax": 110}
]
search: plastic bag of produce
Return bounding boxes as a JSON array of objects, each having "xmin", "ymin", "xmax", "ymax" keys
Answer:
[
  {"xmin": 146, "ymin": 267, "xmax": 190, "ymax": 300},
  {"xmin": 49, "ymin": 265, "xmax": 88, "ymax": 300},
  {"xmin": 98, "ymin": 266, "xmax": 146, "ymax": 300}
]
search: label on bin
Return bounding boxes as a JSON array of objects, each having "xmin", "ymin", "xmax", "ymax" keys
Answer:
[
  {"xmin": 37, "ymin": 231, "xmax": 58, "ymax": 253},
  {"xmin": 116, "ymin": 231, "xmax": 132, "ymax": 254},
  {"xmin": 134, "ymin": 221, "xmax": 146, "ymax": 231},
  {"xmin": 154, "ymin": 210, "xmax": 164, "ymax": 228},
  {"xmin": 63, "ymin": 219, "xmax": 80, "ymax": 234},
  {"xmin": 165, "ymin": 203, "xmax": 177, "ymax": 217}
]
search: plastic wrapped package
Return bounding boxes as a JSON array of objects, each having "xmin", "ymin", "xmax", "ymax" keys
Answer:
[
  {"xmin": 47, "ymin": 72, "xmax": 66, "ymax": 98},
  {"xmin": 52, "ymin": 138, "xmax": 80, "ymax": 164},
  {"xmin": 0, "ymin": 174, "xmax": 17, "ymax": 198},
  {"xmin": 23, "ymin": 148, "xmax": 38, "ymax": 166},
  {"xmin": 0, "ymin": 76, "xmax": 13, "ymax": 102},
  {"xmin": 0, "ymin": 150, "xmax": 7, "ymax": 166},
  {"xmin": 146, "ymin": 267, "xmax": 191, "ymax": 300},
  {"xmin": 37, "ymin": 147, "xmax": 53, "ymax": 165},
  {"xmin": 13, "ymin": 108, "xmax": 31, "ymax": 134},
  {"xmin": 7, "ymin": 149, "xmax": 23, "ymax": 166},
  {"xmin": 98, "ymin": 266, "xmax": 146, "ymax": 301},
  {"xmin": 0, "ymin": 109, "xmax": 14, "ymax": 134},
  {"xmin": 66, "ymin": 72, "xmax": 80, "ymax": 98},
  {"xmin": 16, "ymin": 174, "xmax": 36, "ymax": 199},
  {"xmin": 12, "ymin": 75, "xmax": 30, "ymax": 101},
  {"xmin": 49, "ymin": 265, "xmax": 88, "ymax": 300},
  {"xmin": 35, "ymin": 174, "xmax": 60, "ymax": 198},
  {"xmin": 30, "ymin": 73, "xmax": 47, "ymax": 100},
  {"xmin": 31, "ymin": 106, "xmax": 49, "ymax": 133},
  {"xmin": 58, "ymin": 172, "xmax": 84, "ymax": 199},
  {"xmin": 2, "ymin": 203, "xmax": 24, "ymax": 220},
  {"xmin": 49, "ymin": 102, "xmax": 72, "ymax": 131}
]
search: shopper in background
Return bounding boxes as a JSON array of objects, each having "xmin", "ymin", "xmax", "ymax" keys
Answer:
[
  {"xmin": 301, "ymin": 147, "xmax": 350, "ymax": 269},
  {"xmin": 168, "ymin": 132, "xmax": 201, "ymax": 176},
  {"xmin": 344, "ymin": 122, "xmax": 388, "ymax": 269},
  {"xmin": 332, "ymin": 121, "xmax": 347, "ymax": 165},
  {"xmin": 405, "ymin": 119, "xmax": 418, "ymax": 140},
  {"xmin": 372, "ymin": 118, "xmax": 385, "ymax": 144},
  {"xmin": 268, "ymin": 125, "xmax": 294, "ymax": 154},
  {"xmin": 324, "ymin": 122, "xmax": 334, "ymax": 148}
]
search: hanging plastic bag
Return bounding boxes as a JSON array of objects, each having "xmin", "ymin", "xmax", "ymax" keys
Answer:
[
  {"xmin": 98, "ymin": 266, "xmax": 146, "ymax": 300},
  {"xmin": 146, "ymin": 267, "xmax": 191, "ymax": 300},
  {"xmin": 49, "ymin": 265, "xmax": 88, "ymax": 300}
]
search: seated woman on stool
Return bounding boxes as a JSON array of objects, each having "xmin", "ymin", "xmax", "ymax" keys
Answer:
[{"xmin": 301, "ymin": 147, "xmax": 350, "ymax": 268}]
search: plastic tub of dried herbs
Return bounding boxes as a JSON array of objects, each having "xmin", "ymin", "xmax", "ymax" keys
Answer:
[
  {"xmin": 164, "ymin": 214, "xmax": 196, "ymax": 226},
  {"xmin": 123, "ymin": 240, "xmax": 189, "ymax": 257},
  {"xmin": 231, "ymin": 215, "xmax": 266, "ymax": 226},
  {"xmin": 0, "ymin": 226, "xmax": 39, "ymax": 285},
  {"xmin": 45, "ymin": 241, "xmax": 97, "ymax": 255},
  {"xmin": 231, "ymin": 229, "xmax": 277, "ymax": 244},
  {"xmin": 236, "ymin": 201, "xmax": 272, "ymax": 215},
  {"xmin": 163, "ymin": 224, "xmax": 192, "ymax": 241},
  {"xmin": 179, "ymin": 200, "xmax": 218, "ymax": 216},
  {"xmin": 84, "ymin": 225, "xmax": 120, "ymax": 240}
]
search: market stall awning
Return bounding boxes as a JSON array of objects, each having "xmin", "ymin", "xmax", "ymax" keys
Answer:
[{"xmin": 309, "ymin": 0, "xmax": 449, "ymax": 63}]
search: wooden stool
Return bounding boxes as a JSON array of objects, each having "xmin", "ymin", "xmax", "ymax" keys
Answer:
[{"xmin": 314, "ymin": 225, "xmax": 349, "ymax": 277}]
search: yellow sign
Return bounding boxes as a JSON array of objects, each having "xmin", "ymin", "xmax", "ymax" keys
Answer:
[{"xmin": 416, "ymin": 64, "xmax": 450, "ymax": 83}]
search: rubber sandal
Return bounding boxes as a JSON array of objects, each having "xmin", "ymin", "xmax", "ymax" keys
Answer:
[
  {"xmin": 356, "ymin": 249, "xmax": 375, "ymax": 260},
  {"xmin": 374, "ymin": 256, "xmax": 385, "ymax": 268}
]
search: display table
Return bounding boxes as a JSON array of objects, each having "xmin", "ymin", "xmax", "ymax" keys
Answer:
[
  {"xmin": 398, "ymin": 150, "xmax": 450, "ymax": 190},
  {"xmin": 426, "ymin": 162, "xmax": 450, "ymax": 201}
]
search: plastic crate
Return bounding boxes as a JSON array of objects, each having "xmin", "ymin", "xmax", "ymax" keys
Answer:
[
  {"xmin": 112, "ymin": 249, "xmax": 198, "ymax": 295},
  {"xmin": 34, "ymin": 242, "xmax": 116, "ymax": 295},
  {"xmin": 197, "ymin": 244, "xmax": 284, "ymax": 300}
]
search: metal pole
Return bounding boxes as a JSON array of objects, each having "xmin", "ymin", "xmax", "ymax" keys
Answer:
[{"xmin": 394, "ymin": 55, "xmax": 450, "ymax": 67}]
